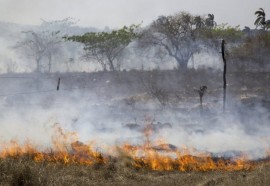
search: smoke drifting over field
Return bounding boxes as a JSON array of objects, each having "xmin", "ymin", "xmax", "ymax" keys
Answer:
[
  {"xmin": 0, "ymin": 71, "xmax": 269, "ymax": 160},
  {"xmin": 0, "ymin": 11, "xmax": 269, "ymax": 164}
]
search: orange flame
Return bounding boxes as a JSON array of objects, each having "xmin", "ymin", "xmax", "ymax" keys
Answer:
[{"xmin": 0, "ymin": 123, "xmax": 259, "ymax": 171}]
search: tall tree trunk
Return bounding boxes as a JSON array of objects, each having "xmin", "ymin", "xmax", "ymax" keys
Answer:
[
  {"xmin": 174, "ymin": 55, "xmax": 189, "ymax": 71},
  {"xmin": 176, "ymin": 61, "xmax": 188, "ymax": 71},
  {"xmin": 108, "ymin": 59, "xmax": 115, "ymax": 71}
]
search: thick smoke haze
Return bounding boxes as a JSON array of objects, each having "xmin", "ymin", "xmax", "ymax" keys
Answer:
[{"xmin": 0, "ymin": 73, "xmax": 269, "ymax": 160}]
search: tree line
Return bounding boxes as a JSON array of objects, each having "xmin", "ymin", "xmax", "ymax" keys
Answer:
[{"xmin": 15, "ymin": 9, "xmax": 270, "ymax": 73}]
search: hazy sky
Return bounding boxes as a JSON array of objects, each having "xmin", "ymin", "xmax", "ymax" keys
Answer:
[{"xmin": 0, "ymin": 0, "xmax": 269, "ymax": 29}]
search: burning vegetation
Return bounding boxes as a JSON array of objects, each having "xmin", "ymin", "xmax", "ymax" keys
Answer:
[
  {"xmin": 0, "ymin": 123, "xmax": 266, "ymax": 173},
  {"xmin": 2, "ymin": 122, "xmax": 270, "ymax": 185},
  {"xmin": 0, "ymin": 4, "xmax": 270, "ymax": 186}
]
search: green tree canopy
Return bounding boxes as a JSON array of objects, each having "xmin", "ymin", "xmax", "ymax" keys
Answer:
[
  {"xmin": 65, "ymin": 25, "xmax": 138, "ymax": 71},
  {"xmin": 138, "ymin": 12, "xmax": 204, "ymax": 71}
]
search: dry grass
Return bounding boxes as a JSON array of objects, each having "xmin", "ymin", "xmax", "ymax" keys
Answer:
[{"xmin": 1, "ymin": 156, "xmax": 270, "ymax": 186}]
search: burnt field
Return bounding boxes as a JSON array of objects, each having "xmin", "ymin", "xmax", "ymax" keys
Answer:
[{"xmin": 0, "ymin": 69, "xmax": 270, "ymax": 185}]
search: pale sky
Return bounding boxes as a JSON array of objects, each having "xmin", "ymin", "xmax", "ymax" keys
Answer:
[{"xmin": 0, "ymin": 0, "xmax": 269, "ymax": 29}]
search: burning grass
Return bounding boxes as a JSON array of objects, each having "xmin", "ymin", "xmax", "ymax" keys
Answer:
[
  {"xmin": 0, "ymin": 124, "xmax": 263, "ymax": 172},
  {"xmin": 0, "ymin": 124, "xmax": 270, "ymax": 185},
  {"xmin": 1, "ymin": 152, "xmax": 270, "ymax": 186}
]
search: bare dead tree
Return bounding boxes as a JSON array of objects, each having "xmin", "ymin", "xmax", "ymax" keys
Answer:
[
  {"xmin": 14, "ymin": 18, "xmax": 74, "ymax": 73},
  {"xmin": 15, "ymin": 31, "xmax": 47, "ymax": 72}
]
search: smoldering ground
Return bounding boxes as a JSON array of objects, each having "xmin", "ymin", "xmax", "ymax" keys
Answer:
[{"xmin": 0, "ymin": 71, "xmax": 269, "ymax": 160}]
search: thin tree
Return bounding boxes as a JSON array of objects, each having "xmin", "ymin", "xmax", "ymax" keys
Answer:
[
  {"xmin": 14, "ymin": 18, "xmax": 74, "ymax": 72},
  {"xmin": 15, "ymin": 31, "xmax": 47, "ymax": 72}
]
